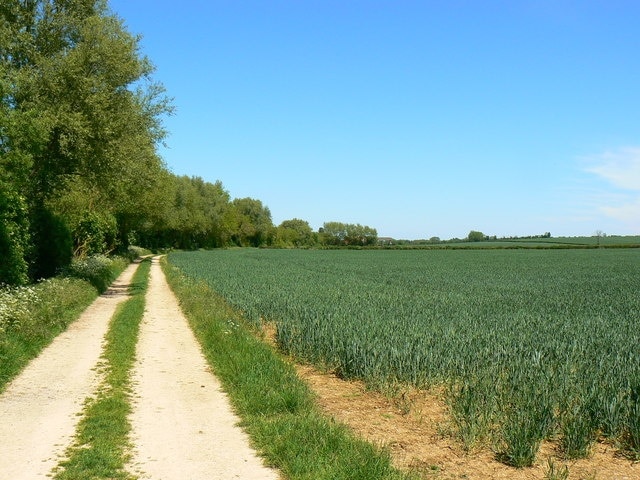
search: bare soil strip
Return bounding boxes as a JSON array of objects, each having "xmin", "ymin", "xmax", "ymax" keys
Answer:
[
  {"xmin": 126, "ymin": 257, "xmax": 280, "ymax": 480},
  {"xmin": 296, "ymin": 365, "xmax": 640, "ymax": 480},
  {"xmin": 0, "ymin": 263, "xmax": 139, "ymax": 480}
]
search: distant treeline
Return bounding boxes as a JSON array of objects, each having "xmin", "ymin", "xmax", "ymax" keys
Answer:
[
  {"xmin": 381, "ymin": 231, "xmax": 552, "ymax": 246},
  {"xmin": 379, "ymin": 232, "xmax": 640, "ymax": 249},
  {"xmin": 0, "ymin": 1, "xmax": 378, "ymax": 286}
]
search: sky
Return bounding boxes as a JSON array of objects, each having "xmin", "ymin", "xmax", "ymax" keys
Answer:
[{"xmin": 108, "ymin": 0, "xmax": 640, "ymax": 240}]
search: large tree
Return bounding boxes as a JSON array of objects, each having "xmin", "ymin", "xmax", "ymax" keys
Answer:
[
  {"xmin": 230, "ymin": 197, "xmax": 274, "ymax": 247},
  {"xmin": 0, "ymin": 0, "xmax": 171, "ymax": 280},
  {"xmin": 275, "ymin": 218, "xmax": 316, "ymax": 247},
  {"xmin": 467, "ymin": 230, "xmax": 486, "ymax": 242}
]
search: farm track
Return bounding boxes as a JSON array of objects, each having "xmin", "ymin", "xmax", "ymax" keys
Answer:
[
  {"xmin": 126, "ymin": 257, "xmax": 279, "ymax": 479},
  {"xmin": 0, "ymin": 257, "xmax": 279, "ymax": 480}
]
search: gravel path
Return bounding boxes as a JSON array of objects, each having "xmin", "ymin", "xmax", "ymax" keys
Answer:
[
  {"xmin": 0, "ymin": 263, "xmax": 139, "ymax": 479},
  {"xmin": 127, "ymin": 256, "xmax": 279, "ymax": 479},
  {"xmin": 0, "ymin": 257, "xmax": 280, "ymax": 480}
]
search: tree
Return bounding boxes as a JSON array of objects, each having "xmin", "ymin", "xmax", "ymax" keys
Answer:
[
  {"xmin": 320, "ymin": 222, "xmax": 378, "ymax": 246},
  {"xmin": 4, "ymin": 2, "xmax": 160, "ymax": 200},
  {"xmin": 320, "ymin": 222, "xmax": 347, "ymax": 245},
  {"xmin": 230, "ymin": 198, "xmax": 274, "ymax": 247},
  {"xmin": 275, "ymin": 218, "xmax": 316, "ymax": 247},
  {"xmin": 0, "ymin": 183, "xmax": 30, "ymax": 284},
  {"xmin": 152, "ymin": 175, "xmax": 234, "ymax": 249},
  {"xmin": 194, "ymin": 177, "xmax": 233, "ymax": 247},
  {"xmin": 0, "ymin": 0, "xmax": 172, "ymax": 281},
  {"xmin": 467, "ymin": 230, "xmax": 486, "ymax": 242}
]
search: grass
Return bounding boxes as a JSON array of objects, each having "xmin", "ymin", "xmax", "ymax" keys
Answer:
[
  {"xmin": 54, "ymin": 258, "xmax": 151, "ymax": 480},
  {"xmin": 161, "ymin": 256, "xmax": 413, "ymax": 480},
  {"xmin": 543, "ymin": 458, "xmax": 570, "ymax": 480},
  {"xmin": 0, "ymin": 256, "xmax": 127, "ymax": 393}
]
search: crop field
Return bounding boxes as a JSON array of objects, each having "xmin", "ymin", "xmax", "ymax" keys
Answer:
[{"xmin": 168, "ymin": 248, "xmax": 640, "ymax": 467}]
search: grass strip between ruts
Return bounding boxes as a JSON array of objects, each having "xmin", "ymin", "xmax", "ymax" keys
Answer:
[
  {"xmin": 53, "ymin": 257, "xmax": 151, "ymax": 480},
  {"xmin": 161, "ymin": 256, "xmax": 414, "ymax": 480}
]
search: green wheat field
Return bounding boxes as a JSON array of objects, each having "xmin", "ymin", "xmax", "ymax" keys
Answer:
[{"xmin": 168, "ymin": 247, "xmax": 640, "ymax": 467}]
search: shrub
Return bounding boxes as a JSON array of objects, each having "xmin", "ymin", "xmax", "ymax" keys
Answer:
[
  {"xmin": 66, "ymin": 254, "xmax": 127, "ymax": 293},
  {"xmin": 124, "ymin": 245, "xmax": 151, "ymax": 262}
]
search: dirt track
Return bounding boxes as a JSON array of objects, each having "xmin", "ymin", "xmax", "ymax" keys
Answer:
[
  {"xmin": 0, "ymin": 257, "xmax": 279, "ymax": 480},
  {"xmin": 126, "ymin": 257, "xmax": 279, "ymax": 479}
]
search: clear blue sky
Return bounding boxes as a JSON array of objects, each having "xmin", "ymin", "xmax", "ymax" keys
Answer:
[{"xmin": 108, "ymin": 0, "xmax": 640, "ymax": 240}]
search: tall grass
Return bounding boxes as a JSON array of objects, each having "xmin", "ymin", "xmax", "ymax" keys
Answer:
[{"xmin": 167, "ymin": 248, "xmax": 640, "ymax": 466}]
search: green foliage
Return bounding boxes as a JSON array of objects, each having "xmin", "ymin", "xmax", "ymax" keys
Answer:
[
  {"xmin": 168, "ymin": 248, "xmax": 640, "ymax": 465},
  {"xmin": 320, "ymin": 221, "xmax": 377, "ymax": 246},
  {"xmin": 66, "ymin": 254, "xmax": 127, "ymax": 293},
  {"xmin": 0, "ymin": 184, "xmax": 30, "ymax": 285},
  {"xmin": 275, "ymin": 218, "xmax": 316, "ymax": 247},
  {"xmin": 467, "ymin": 230, "xmax": 486, "ymax": 242},
  {"xmin": 28, "ymin": 205, "xmax": 73, "ymax": 280},
  {"xmin": 72, "ymin": 210, "xmax": 117, "ymax": 257},
  {"xmin": 0, "ymin": 0, "xmax": 171, "ymax": 283},
  {"xmin": 124, "ymin": 245, "xmax": 150, "ymax": 261},
  {"xmin": 148, "ymin": 175, "xmax": 234, "ymax": 249},
  {"xmin": 231, "ymin": 197, "xmax": 274, "ymax": 247},
  {"xmin": 8, "ymin": 2, "xmax": 165, "ymax": 200}
]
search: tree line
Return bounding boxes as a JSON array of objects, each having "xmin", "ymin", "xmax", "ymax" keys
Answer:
[{"xmin": 0, "ymin": 1, "xmax": 376, "ymax": 286}]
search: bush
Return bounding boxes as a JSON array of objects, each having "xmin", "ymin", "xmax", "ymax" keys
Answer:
[
  {"xmin": 124, "ymin": 245, "xmax": 151, "ymax": 262},
  {"xmin": 66, "ymin": 254, "xmax": 127, "ymax": 293}
]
